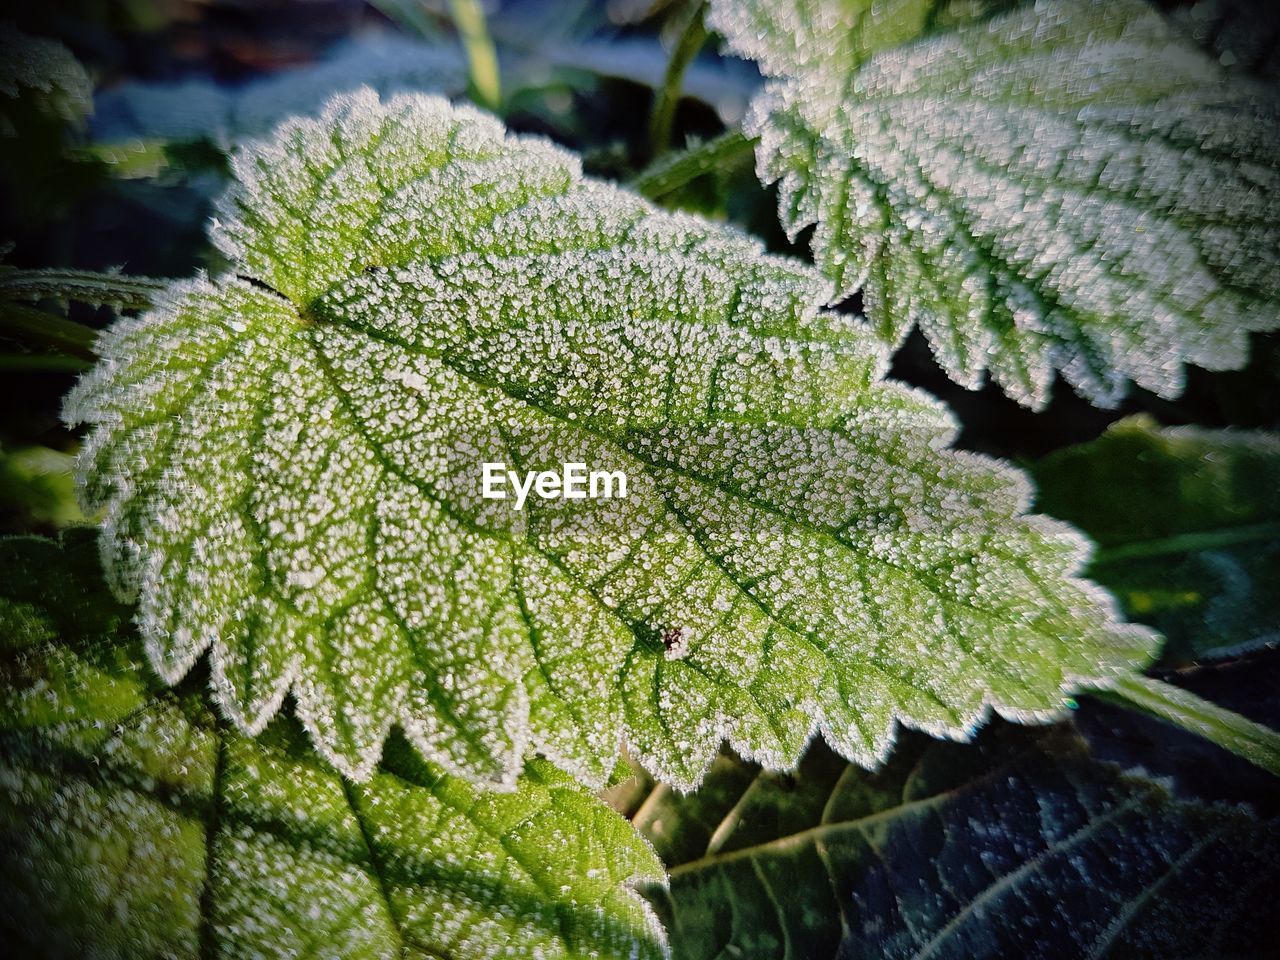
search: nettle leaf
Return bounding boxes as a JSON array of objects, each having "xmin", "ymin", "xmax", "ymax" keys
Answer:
[
  {"xmin": 640, "ymin": 727, "xmax": 1280, "ymax": 959},
  {"xmin": 0, "ymin": 533, "xmax": 667, "ymax": 960},
  {"xmin": 65, "ymin": 88, "xmax": 1156, "ymax": 792},
  {"xmin": 0, "ymin": 445, "xmax": 85, "ymax": 529},
  {"xmin": 708, "ymin": 0, "xmax": 1280, "ymax": 408}
]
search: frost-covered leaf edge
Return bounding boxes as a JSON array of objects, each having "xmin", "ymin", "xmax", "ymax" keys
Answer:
[
  {"xmin": 708, "ymin": 0, "xmax": 1280, "ymax": 409},
  {"xmin": 0, "ymin": 531, "xmax": 670, "ymax": 960}
]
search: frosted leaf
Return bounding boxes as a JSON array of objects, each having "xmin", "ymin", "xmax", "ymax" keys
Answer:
[
  {"xmin": 641, "ymin": 727, "xmax": 1280, "ymax": 958},
  {"xmin": 65, "ymin": 88, "xmax": 1156, "ymax": 791},
  {"xmin": 0, "ymin": 534, "xmax": 667, "ymax": 960},
  {"xmin": 0, "ymin": 26, "xmax": 93, "ymax": 129},
  {"xmin": 709, "ymin": 0, "xmax": 1280, "ymax": 408}
]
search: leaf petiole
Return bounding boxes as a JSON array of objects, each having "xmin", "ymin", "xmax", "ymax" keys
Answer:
[
  {"xmin": 629, "ymin": 129, "xmax": 756, "ymax": 199},
  {"xmin": 1089, "ymin": 673, "xmax": 1280, "ymax": 777},
  {"xmin": 1092, "ymin": 522, "xmax": 1280, "ymax": 564},
  {"xmin": 0, "ymin": 267, "xmax": 166, "ymax": 311}
]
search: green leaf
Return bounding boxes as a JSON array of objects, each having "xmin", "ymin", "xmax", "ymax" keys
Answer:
[
  {"xmin": 0, "ymin": 533, "xmax": 667, "ymax": 960},
  {"xmin": 0, "ymin": 266, "xmax": 168, "ymax": 311},
  {"xmin": 65, "ymin": 88, "xmax": 1156, "ymax": 791},
  {"xmin": 1034, "ymin": 415, "xmax": 1280, "ymax": 664},
  {"xmin": 641, "ymin": 728, "xmax": 1280, "ymax": 959},
  {"xmin": 630, "ymin": 130, "xmax": 757, "ymax": 201},
  {"xmin": 708, "ymin": 0, "xmax": 1280, "ymax": 408},
  {"xmin": 0, "ymin": 445, "xmax": 85, "ymax": 530}
]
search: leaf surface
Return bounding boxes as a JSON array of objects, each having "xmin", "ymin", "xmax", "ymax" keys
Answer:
[
  {"xmin": 1034, "ymin": 415, "xmax": 1280, "ymax": 664},
  {"xmin": 640, "ymin": 727, "xmax": 1280, "ymax": 959},
  {"xmin": 709, "ymin": 0, "xmax": 1280, "ymax": 407},
  {"xmin": 66, "ymin": 89, "xmax": 1155, "ymax": 790},
  {"xmin": 0, "ymin": 533, "xmax": 667, "ymax": 960},
  {"xmin": 0, "ymin": 445, "xmax": 84, "ymax": 530}
]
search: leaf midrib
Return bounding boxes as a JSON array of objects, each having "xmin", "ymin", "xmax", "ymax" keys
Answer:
[{"xmin": 304, "ymin": 304, "xmax": 1074, "ymax": 724}]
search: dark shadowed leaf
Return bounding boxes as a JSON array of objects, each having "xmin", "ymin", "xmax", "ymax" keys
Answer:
[{"xmin": 640, "ymin": 726, "xmax": 1279, "ymax": 959}]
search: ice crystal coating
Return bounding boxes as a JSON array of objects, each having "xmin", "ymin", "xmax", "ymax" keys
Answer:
[
  {"xmin": 66, "ymin": 89, "xmax": 1156, "ymax": 791},
  {"xmin": 708, "ymin": 0, "xmax": 1280, "ymax": 408},
  {"xmin": 0, "ymin": 534, "xmax": 667, "ymax": 960}
]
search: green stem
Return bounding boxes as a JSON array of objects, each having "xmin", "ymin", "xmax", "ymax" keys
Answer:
[
  {"xmin": 1090, "ymin": 674, "xmax": 1280, "ymax": 777},
  {"xmin": 630, "ymin": 129, "xmax": 757, "ymax": 200},
  {"xmin": 0, "ymin": 268, "xmax": 166, "ymax": 310},
  {"xmin": 648, "ymin": 0, "xmax": 709, "ymax": 159},
  {"xmin": 0, "ymin": 302, "xmax": 99, "ymax": 360},
  {"xmin": 1092, "ymin": 521, "xmax": 1280, "ymax": 565},
  {"xmin": 449, "ymin": 0, "xmax": 501, "ymax": 113}
]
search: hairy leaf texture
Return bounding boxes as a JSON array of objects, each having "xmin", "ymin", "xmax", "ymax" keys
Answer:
[
  {"xmin": 708, "ymin": 0, "xmax": 1280, "ymax": 408},
  {"xmin": 639, "ymin": 728, "xmax": 1280, "ymax": 959},
  {"xmin": 0, "ymin": 534, "xmax": 667, "ymax": 960},
  {"xmin": 66, "ymin": 89, "xmax": 1155, "ymax": 791}
]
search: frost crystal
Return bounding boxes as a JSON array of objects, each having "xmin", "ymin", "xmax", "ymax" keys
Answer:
[
  {"xmin": 708, "ymin": 0, "xmax": 1280, "ymax": 408},
  {"xmin": 0, "ymin": 535, "xmax": 667, "ymax": 960},
  {"xmin": 67, "ymin": 89, "xmax": 1156, "ymax": 791}
]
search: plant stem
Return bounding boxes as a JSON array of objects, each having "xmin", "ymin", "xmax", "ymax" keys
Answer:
[
  {"xmin": 630, "ymin": 129, "xmax": 757, "ymax": 200},
  {"xmin": 1092, "ymin": 522, "xmax": 1280, "ymax": 565},
  {"xmin": 1090, "ymin": 674, "xmax": 1280, "ymax": 777},
  {"xmin": 648, "ymin": 0, "xmax": 709, "ymax": 159},
  {"xmin": 0, "ymin": 268, "xmax": 166, "ymax": 310},
  {"xmin": 0, "ymin": 302, "xmax": 99, "ymax": 360},
  {"xmin": 449, "ymin": 0, "xmax": 501, "ymax": 113}
]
